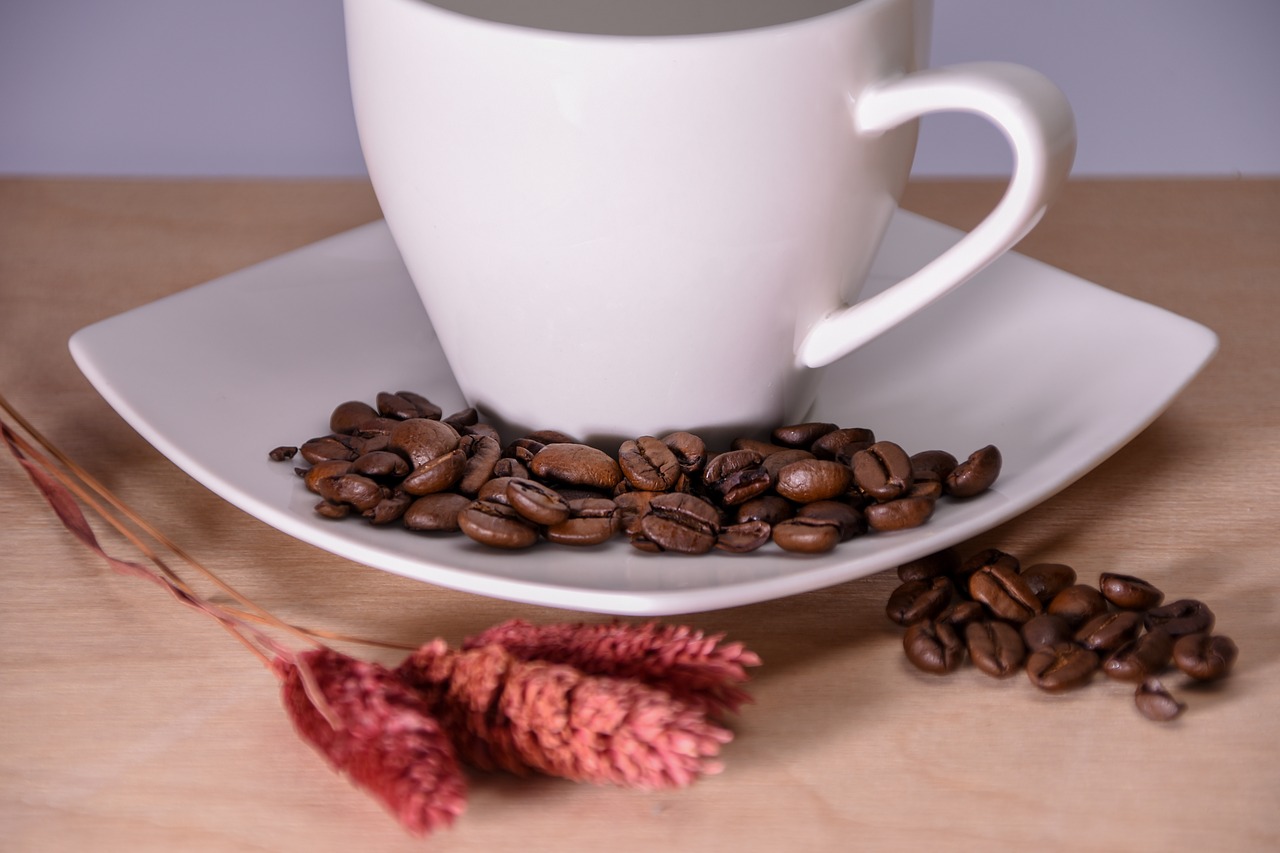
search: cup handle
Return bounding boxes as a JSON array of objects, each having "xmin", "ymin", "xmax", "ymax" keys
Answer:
[{"xmin": 797, "ymin": 61, "xmax": 1077, "ymax": 368}]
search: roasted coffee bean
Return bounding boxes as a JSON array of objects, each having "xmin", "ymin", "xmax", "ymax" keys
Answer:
[
  {"xmin": 376, "ymin": 391, "xmax": 425, "ymax": 421},
  {"xmin": 314, "ymin": 499, "xmax": 349, "ymax": 519},
  {"xmin": 965, "ymin": 620, "xmax": 1026, "ymax": 677},
  {"xmin": 457, "ymin": 499, "xmax": 540, "ymax": 549},
  {"xmin": 1047, "ymin": 584, "xmax": 1109, "ymax": 630},
  {"xmin": 300, "ymin": 435, "xmax": 360, "ymax": 465},
  {"xmin": 1021, "ymin": 562, "xmax": 1077, "ymax": 605},
  {"xmin": 457, "ymin": 434, "xmax": 501, "ymax": 496},
  {"xmin": 506, "ymin": 477, "xmax": 571, "ymax": 526},
  {"xmin": 811, "ymin": 427, "xmax": 875, "ymax": 461},
  {"xmin": 268, "ymin": 445, "xmax": 298, "ymax": 461},
  {"xmin": 618, "ymin": 435, "xmax": 682, "ymax": 491},
  {"xmin": 1103, "ymin": 628, "xmax": 1174, "ymax": 682},
  {"xmin": 403, "ymin": 492, "xmax": 472, "ymax": 532},
  {"xmin": 316, "ymin": 473, "xmax": 383, "ymax": 513},
  {"xmin": 504, "ymin": 437, "xmax": 546, "ymax": 465},
  {"xmin": 614, "ymin": 490, "xmax": 660, "ymax": 536},
  {"xmin": 851, "ymin": 441, "xmax": 913, "ymax": 501},
  {"xmin": 969, "ymin": 558, "xmax": 1042, "ymax": 623},
  {"xmin": 720, "ymin": 467, "xmax": 773, "ymax": 505},
  {"xmin": 775, "ymin": 459, "xmax": 853, "ymax": 504},
  {"xmin": 464, "ymin": 422, "xmax": 501, "ymax": 443},
  {"xmin": 365, "ymin": 488, "xmax": 412, "ymax": 524},
  {"xmin": 937, "ymin": 600, "xmax": 987, "ymax": 632},
  {"xmin": 474, "ymin": 476, "xmax": 515, "ymax": 504},
  {"xmin": 1172, "ymin": 633, "xmax": 1238, "ymax": 681},
  {"xmin": 303, "ymin": 459, "xmax": 353, "ymax": 494},
  {"xmin": 523, "ymin": 428, "xmax": 576, "ymax": 444},
  {"xmin": 905, "ymin": 478, "xmax": 943, "ymax": 501},
  {"xmin": 1025, "ymin": 642, "xmax": 1098, "ymax": 691},
  {"xmin": 389, "ymin": 418, "xmax": 460, "ymax": 467},
  {"xmin": 771, "ymin": 422, "xmax": 838, "ymax": 449},
  {"xmin": 736, "ymin": 495, "xmax": 794, "ymax": 526},
  {"xmin": 638, "ymin": 492, "xmax": 720, "ymax": 554},
  {"xmin": 702, "ymin": 449, "xmax": 770, "ymax": 506},
  {"xmin": 401, "ymin": 448, "xmax": 467, "ymax": 495},
  {"xmin": 1074, "ymin": 610, "xmax": 1144, "ymax": 652},
  {"xmin": 1099, "ymin": 572, "xmax": 1165, "ymax": 610},
  {"xmin": 358, "ymin": 433, "xmax": 393, "ymax": 454},
  {"xmin": 903, "ymin": 620, "xmax": 965, "ymax": 674},
  {"xmin": 896, "ymin": 547, "xmax": 962, "ymax": 583},
  {"xmin": 351, "ymin": 450, "xmax": 411, "ymax": 479},
  {"xmin": 959, "ymin": 548, "xmax": 1019, "ymax": 584},
  {"xmin": 1135, "ymin": 678, "xmax": 1186, "ymax": 722},
  {"xmin": 795, "ymin": 501, "xmax": 864, "ymax": 541},
  {"xmin": 627, "ymin": 533, "xmax": 664, "ymax": 552},
  {"xmin": 771, "ymin": 517, "xmax": 841, "ymax": 554},
  {"xmin": 352, "ymin": 416, "xmax": 400, "ymax": 438},
  {"xmin": 864, "ymin": 495, "xmax": 934, "ymax": 532},
  {"xmin": 289, "ymin": 394, "xmax": 1011, "ymax": 552},
  {"xmin": 945, "ymin": 445, "xmax": 1002, "ymax": 498},
  {"xmin": 910, "ymin": 449, "xmax": 958, "ymax": 482},
  {"xmin": 330, "ymin": 400, "xmax": 380, "ymax": 435},
  {"xmin": 702, "ymin": 449, "xmax": 763, "ymax": 485},
  {"xmin": 530, "ymin": 443, "xmax": 623, "ymax": 490},
  {"xmin": 886, "ymin": 577, "xmax": 953, "ymax": 626},
  {"xmin": 443, "ymin": 407, "xmax": 480, "ymax": 430},
  {"xmin": 731, "ymin": 437, "xmax": 790, "ymax": 457},
  {"xmin": 660, "ymin": 431, "xmax": 707, "ymax": 474},
  {"xmin": 394, "ymin": 390, "xmax": 443, "ymax": 420},
  {"xmin": 492, "ymin": 457, "xmax": 528, "ymax": 479},
  {"xmin": 1021, "ymin": 613, "xmax": 1075, "ymax": 652},
  {"xmin": 544, "ymin": 498, "xmax": 619, "ymax": 546},
  {"xmin": 761, "ymin": 448, "xmax": 816, "ymax": 481},
  {"xmin": 715, "ymin": 520, "xmax": 773, "ymax": 554},
  {"xmin": 1145, "ymin": 599, "xmax": 1215, "ymax": 638}
]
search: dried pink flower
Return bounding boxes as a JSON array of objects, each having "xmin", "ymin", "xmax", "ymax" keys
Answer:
[
  {"xmin": 463, "ymin": 619, "xmax": 761, "ymax": 717},
  {"xmin": 398, "ymin": 641, "xmax": 732, "ymax": 789},
  {"xmin": 278, "ymin": 648, "xmax": 467, "ymax": 836}
]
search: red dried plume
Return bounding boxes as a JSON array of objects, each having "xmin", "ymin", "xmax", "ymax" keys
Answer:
[
  {"xmin": 278, "ymin": 648, "xmax": 468, "ymax": 836},
  {"xmin": 464, "ymin": 618, "xmax": 761, "ymax": 717},
  {"xmin": 398, "ymin": 640, "xmax": 733, "ymax": 789}
]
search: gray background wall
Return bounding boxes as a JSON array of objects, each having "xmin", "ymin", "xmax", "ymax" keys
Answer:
[{"xmin": 3, "ymin": 0, "xmax": 1278, "ymax": 178}]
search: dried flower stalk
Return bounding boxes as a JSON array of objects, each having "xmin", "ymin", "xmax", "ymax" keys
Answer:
[
  {"xmin": 399, "ymin": 640, "xmax": 733, "ymax": 788},
  {"xmin": 0, "ymin": 401, "xmax": 464, "ymax": 833},
  {"xmin": 1, "ymin": 393, "xmax": 759, "ymax": 836},
  {"xmin": 465, "ymin": 618, "xmax": 761, "ymax": 717},
  {"xmin": 278, "ymin": 648, "xmax": 467, "ymax": 835}
]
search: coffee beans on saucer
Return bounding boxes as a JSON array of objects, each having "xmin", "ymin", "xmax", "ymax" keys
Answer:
[
  {"xmin": 271, "ymin": 390, "xmax": 1003, "ymax": 555},
  {"xmin": 886, "ymin": 548, "xmax": 1238, "ymax": 721}
]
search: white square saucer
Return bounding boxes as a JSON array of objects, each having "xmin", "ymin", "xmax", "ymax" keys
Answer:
[{"xmin": 70, "ymin": 212, "xmax": 1217, "ymax": 615}]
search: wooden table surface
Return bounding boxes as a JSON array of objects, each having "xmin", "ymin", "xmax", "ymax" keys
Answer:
[{"xmin": 2, "ymin": 178, "xmax": 1277, "ymax": 852}]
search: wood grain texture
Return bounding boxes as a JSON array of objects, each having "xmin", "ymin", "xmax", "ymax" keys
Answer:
[{"xmin": 2, "ymin": 178, "xmax": 1277, "ymax": 852}]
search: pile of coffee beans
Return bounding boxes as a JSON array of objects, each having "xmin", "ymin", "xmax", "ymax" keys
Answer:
[
  {"xmin": 268, "ymin": 390, "xmax": 1002, "ymax": 555},
  {"xmin": 887, "ymin": 547, "xmax": 1238, "ymax": 721}
]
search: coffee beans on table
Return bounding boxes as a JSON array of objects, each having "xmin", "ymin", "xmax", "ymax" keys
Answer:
[
  {"xmin": 1172, "ymin": 632, "xmax": 1238, "ymax": 681},
  {"xmin": 884, "ymin": 547, "xmax": 1239, "ymax": 722},
  {"xmin": 1135, "ymin": 677, "xmax": 1186, "ymax": 722},
  {"xmin": 272, "ymin": 390, "xmax": 1003, "ymax": 555}
]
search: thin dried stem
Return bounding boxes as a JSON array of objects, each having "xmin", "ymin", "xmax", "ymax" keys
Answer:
[{"xmin": 0, "ymin": 392, "xmax": 403, "ymax": 653}]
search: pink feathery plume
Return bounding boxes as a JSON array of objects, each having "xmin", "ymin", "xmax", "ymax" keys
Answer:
[
  {"xmin": 278, "ymin": 648, "xmax": 468, "ymax": 836},
  {"xmin": 397, "ymin": 641, "xmax": 733, "ymax": 789},
  {"xmin": 463, "ymin": 619, "xmax": 761, "ymax": 717}
]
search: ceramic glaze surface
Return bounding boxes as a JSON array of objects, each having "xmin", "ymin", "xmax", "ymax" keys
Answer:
[
  {"xmin": 344, "ymin": 0, "xmax": 1074, "ymax": 441},
  {"xmin": 69, "ymin": 214, "xmax": 1216, "ymax": 615}
]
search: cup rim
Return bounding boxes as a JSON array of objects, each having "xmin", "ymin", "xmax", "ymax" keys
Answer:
[{"xmin": 353, "ymin": 0, "xmax": 907, "ymax": 44}]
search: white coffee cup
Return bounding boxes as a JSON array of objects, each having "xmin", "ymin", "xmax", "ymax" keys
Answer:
[{"xmin": 344, "ymin": 0, "xmax": 1075, "ymax": 443}]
